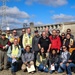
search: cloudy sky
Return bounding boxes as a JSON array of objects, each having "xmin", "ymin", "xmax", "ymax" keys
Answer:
[{"xmin": 0, "ymin": 0, "xmax": 75, "ymax": 29}]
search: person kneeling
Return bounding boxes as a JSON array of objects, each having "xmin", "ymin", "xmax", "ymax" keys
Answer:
[
  {"xmin": 7, "ymin": 38, "xmax": 21, "ymax": 75},
  {"xmin": 21, "ymin": 45, "xmax": 35, "ymax": 73},
  {"xmin": 66, "ymin": 50, "xmax": 75, "ymax": 75},
  {"xmin": 36, "ymin": 47, "xmax": 48, "ymax": 73},
  {"xmin": 49, "ymin": 49, "xmax": 60, "ymax": 74}
]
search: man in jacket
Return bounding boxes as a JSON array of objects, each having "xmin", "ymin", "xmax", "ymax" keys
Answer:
[
  {"xmin": 19, "ymin": 29, "xmax": 26, "ymax": 51},
  {"xmin": 32, "ymin": 30, "xmax": 40, "ymax": 65},
  {"xmin": 0, "ymin": 32, "xmax": 10, "ymax": 70},
  {"xmin": 49, "ymin": 29, "xmax": 61, "ymax": 53}
]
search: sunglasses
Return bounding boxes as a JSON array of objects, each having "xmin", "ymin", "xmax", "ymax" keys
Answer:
[
  {"xmin": 62, "ymin": 35, "xmax": 65, "ymax": 36},
  {"xmin": 63, "ymin": 47, "xmax": 66, "ymax": 49}
]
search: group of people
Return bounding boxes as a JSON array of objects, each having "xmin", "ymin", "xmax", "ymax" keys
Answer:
[{"xmin": 0, "ymin": 27, "xmax": 75, "ymax": 75}]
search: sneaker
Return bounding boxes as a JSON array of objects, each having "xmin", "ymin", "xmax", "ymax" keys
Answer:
[
  {"xmin": 62, "ymin": 71, "xmax": 67, "ymax": 75},
  {"xmin": 55, "ymin": 71, "xmax": 58, "ymax": 74}
]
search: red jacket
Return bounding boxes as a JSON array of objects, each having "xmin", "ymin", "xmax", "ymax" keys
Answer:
[{"xmin": 49, "ymin": 35, "xmax": 61, "ymax": 50}]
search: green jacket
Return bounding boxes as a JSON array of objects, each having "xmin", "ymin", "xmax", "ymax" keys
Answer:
[
  {"xmin": 0, "ymin": 38, "xmax": 9, "ymax": 51},
  {"xmin": 36, "ymin": 53, "xmax": 47, "ymax": 67}
]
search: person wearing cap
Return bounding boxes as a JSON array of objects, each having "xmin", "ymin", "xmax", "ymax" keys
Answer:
[
  {"xmin": 0, "ymin": 32, "xmax": 11, "ymax": 70},
  {"xmin": 32, "ymin": 30, "xmax": 40, "ymax": 66}
]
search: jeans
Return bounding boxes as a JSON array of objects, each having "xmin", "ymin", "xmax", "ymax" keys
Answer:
[
  {"xmin": 58, "ymin": 63, "xmax": 66, "ymax": 73},
  {"xmin": 67, "ymin": 63, "xmax": 75, "ymax": 75},
  {"xmin": 50, "ymin": 64, "xmax": 59, "ymax": 74},
  {"xmin": 34, "ymin": 51, "xmax": 39, "ymax": 65},
  {"xmin": 38, "ymin": 64, "xmax": 48, "ymax": 72},
  {"xmin": 8, "ymin": 58, "xmax": 18, "ymax": 72}
]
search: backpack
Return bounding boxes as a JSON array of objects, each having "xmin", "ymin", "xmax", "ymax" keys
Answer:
[{"xmin": 10, "ymin": 44, "xmax": 20, "ymax": 51}]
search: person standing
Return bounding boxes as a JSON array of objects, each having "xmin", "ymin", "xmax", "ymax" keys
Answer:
[
  {"xmin": 49, "ymin": 29, "xmax": 61, "ymax": 53},
  {"xmin": 66, "ymin": 29, "xmax": 74, "ymax": 39},
  {"xmin": 38, "ymin": 31, "xmax": 51, "ymax": 53},
  {"xmin": 0, "ymin": 32, "xmax": 10, "ymax": 70},
  {"xmin": 22, "ymin": 28, "xmax": 33, "ymax": 49},
  {"xmin": 63, "ymin": 33, "xmax": 74, "ymax": 51},
  {"xmin": 19, "ymin": 29, "xmax": 26, "ymax": 51},
  {"xmin": 32, "ymin": 30, "xmax": 40, "ymax": 65},
  {"xmin": 10, "ymin": 29, "xmax": 20, "ymax": 44},
  {"xmin": 45, "ymin": 27, "xmax": 51, "ymax": 37}
]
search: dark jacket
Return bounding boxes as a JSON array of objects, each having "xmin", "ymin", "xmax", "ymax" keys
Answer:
[
  {"xmin": 19, "ymin": 34, "xmax": 23, "ymax": 48},
  {"xmin": 70, "ymin": 34, "xmax": 74, "ymax": 39},
  {"xmin": 32, "ymin": 35, "xmax": 40, "ymax": 52},
  {"xmin": 49, "ymin": 54, "xmax": 60, "ymax": 64},
  {"xmin": 49, "ymin": 53, "xmax": 60, "ymax": 68},
  {"xmin": 69, "ymin": 50, "xmax": 75, "ymax": 64}
]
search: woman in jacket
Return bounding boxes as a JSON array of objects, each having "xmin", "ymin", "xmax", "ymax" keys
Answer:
[
  {"xmin": 58, "ymin": 45, "xmax": 70, "ymax": 73},
  {"xmin": 49, "ymin": 49, "xmax": 60, "ymax": 74},
  {"xmin": 66, "ymin": 50, "xmax": 75, "ymax": 75},
  {"xmin": 36, "ymin": 47, "xmax": 48, "ymax": 72}
]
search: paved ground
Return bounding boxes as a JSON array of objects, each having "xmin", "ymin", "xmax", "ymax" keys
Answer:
[{"xmin": 0, "ymin": 70, "xmax": 75, "ymax": 75}]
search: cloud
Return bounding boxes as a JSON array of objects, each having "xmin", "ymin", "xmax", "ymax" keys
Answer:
[
  {"xmin": 52, "ymin": 14, "xmax": 75, "ymax": 22},
  {"xmin": 6, "ymin": 17, "xmax": 22, "ymax": 24},
  {"xmin": 0, "ymin": 6, "xmax": 30, "ymax": 29},
  {"xmin": 0, "ymin": 6, "xmax": 30, "ymax": 19},
  {"xmin": 35, "ymin": 21, "xmax": 43, "ymax": 26},
  {"xmin": 25, "ymin": 0, "xmax": 68, "ymax": 6},
  {"xmin": 71, "ymin": 5, "xmax": 75, "ymax": 8}
]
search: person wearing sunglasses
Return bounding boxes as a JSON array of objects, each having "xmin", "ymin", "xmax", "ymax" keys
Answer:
[
  {"xmin": 61, "ymin": 33, "xmax": 66, "ymax": 47},
  {"xmin": 66, "ymin": 29, "xmax": 74, "ymax": 39},
  {"xmin": 63, "ymin": 33, "xmax": 74, "ymax": 51},
  {"xmin": 58, "ymin": 45, "xmax": 70, "ymax": 74}
]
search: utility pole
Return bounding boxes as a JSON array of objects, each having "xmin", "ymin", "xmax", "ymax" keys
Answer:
[
  {"xmin": 0, "ymin": 0, "xmax": 20, "ymax": 30},
  {"xmin": 0, "ymin": 0, "xmax": 9, "ymax": 30}
]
